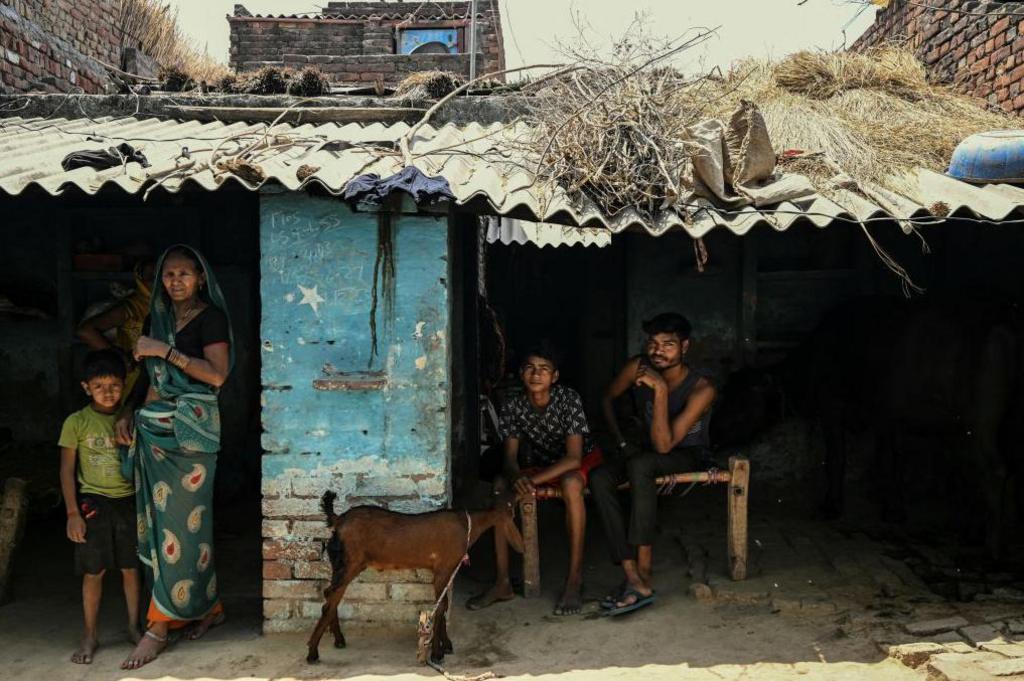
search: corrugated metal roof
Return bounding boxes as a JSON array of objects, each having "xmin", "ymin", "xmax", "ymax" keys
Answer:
[
  {"xmin": 484, "ymin": 217, "xmax": 611, "ymax": 248},
  {"xmin": 2, "ymin": 115, "xmax": 1024, "ymax": 237}
]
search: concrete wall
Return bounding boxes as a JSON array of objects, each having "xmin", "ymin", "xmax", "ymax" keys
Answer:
[
  {"xmin": 259, "ymin": 193, "xmax": 452, "ymax": 631},
  {"xmin": 626, "ymin": 231, "xmax": 742, "ymax": 379},
  {"xmin": 229, "ymin": 1, "xmax": 504, "ymax": 84},
  {"xmin": 0, "ymin": 0, "xmax": 117, "ymax": 93},
  {"xmin": 0, "ymin": 209, "xmax": 60, "ymax": 440},
  {"xmin": 852, "ymin": 0, "xmax": 1024, "ymax": 114}
]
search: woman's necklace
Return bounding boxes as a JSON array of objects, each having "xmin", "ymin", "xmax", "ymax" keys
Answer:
[{"xmin": 175, "ymin": 299, "xmax": 203, "ymax": 333}]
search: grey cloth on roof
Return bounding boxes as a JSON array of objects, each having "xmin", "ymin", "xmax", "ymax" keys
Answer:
[
  {"xmin": 61, "ymin": 143, "xmax": 150, "ymax": 171},
  {"xmin": 342, "ymin": 166, "xmax": 455, "ymax": 206}
]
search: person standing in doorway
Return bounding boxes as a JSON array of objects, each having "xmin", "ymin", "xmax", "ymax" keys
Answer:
[
  {"xmin": 115, "ymin": 245, "xmax": 233, "ymax": 670},
  {"xmin": 591, "ymin": 312, "xmax": 715, "ymax": 616}
]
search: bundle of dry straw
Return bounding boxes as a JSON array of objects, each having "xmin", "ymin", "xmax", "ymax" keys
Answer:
[
  {"xmin": 521, "ymin": 43, "xmax": 1018, "ymax": 216},
  {"xmin": 117, "ymin": 0, "xmax": 228, "ymax": 85},
  {"xmin": 704, "ymin": 47, "xmax": 1018, "ymax": 199}
]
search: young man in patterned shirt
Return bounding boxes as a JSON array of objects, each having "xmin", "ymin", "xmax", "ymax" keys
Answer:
[{"xmin": 467, "ymin": 343, "xmax": 602, "ymax": 616}]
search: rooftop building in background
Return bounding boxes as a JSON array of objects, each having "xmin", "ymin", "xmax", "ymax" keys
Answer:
[{"xmin": 228, "ymin": 2, "xmax": 505, "ymax": 86}]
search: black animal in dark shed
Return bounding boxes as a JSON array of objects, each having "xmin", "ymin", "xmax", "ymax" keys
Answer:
[
  {"xmin": 307, "ymin": 490, "xmax": 525, "ymax": 665},
  {"xmin": 711, "ymin": 296, "xmax": 1023, "ymax": 556}
]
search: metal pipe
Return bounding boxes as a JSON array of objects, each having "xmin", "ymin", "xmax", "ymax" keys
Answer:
[{"xmin": 469, "ymin": 0, "xmax": 478, "ymax": 81}]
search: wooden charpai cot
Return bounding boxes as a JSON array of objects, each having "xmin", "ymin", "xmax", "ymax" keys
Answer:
[{"xmin": 516, "ymin": 456, "xmax": 750, "ymax": 597}]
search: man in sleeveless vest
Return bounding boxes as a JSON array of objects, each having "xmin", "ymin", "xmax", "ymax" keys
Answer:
[{"xmin": 591, "ymin": 313, "xmax": 716, "ymax": 615}]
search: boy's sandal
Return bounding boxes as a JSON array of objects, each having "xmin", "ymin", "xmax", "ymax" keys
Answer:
[{"xmin": 602, "ymin": 589, "xmax": 656, "ymax": 617}]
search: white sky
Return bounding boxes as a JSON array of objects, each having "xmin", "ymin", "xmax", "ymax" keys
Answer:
[{"xmin": 169, "ymin": 0, "xmax": 878, "ymax": 72}]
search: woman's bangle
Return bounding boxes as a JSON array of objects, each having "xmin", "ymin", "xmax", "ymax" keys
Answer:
[
  {"xmin": 164, "ymin": 346, "xmax": 173, "ymax": 361},
  {"xmin": 166, "ymin": 348, "xmax": 191, "ymax": 371}
]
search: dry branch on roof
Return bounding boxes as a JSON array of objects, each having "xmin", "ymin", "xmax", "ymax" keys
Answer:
[
  {"xmin": 517, "ymin": 42, "xmax": 1019, "ymax": 217},
  {"xmin": 517, "ymin": 30, "xmax": 721, "ymax": 219}
]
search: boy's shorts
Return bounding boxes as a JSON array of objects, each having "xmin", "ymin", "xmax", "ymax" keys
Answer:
[
  {"xmin": 74, "ymin": 495, "xmax": 139, "ymax": 575},
  {"xmin": 523, "ymin": 447, "xmax": 605, "ymax": 488}
]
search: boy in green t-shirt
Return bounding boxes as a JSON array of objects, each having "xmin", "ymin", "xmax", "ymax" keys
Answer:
[{"xmin": 59, "ymin": 349, "xmax": 141, "ymax": 665}]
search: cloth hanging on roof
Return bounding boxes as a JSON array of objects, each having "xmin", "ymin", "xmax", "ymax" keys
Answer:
[
  {"xmin": 61, "ymin": 143, "xmax": 150, "ymax": 172},
  {"xmin": 342, "ymin": 166, "xmax": 455, "ymax": 206}
]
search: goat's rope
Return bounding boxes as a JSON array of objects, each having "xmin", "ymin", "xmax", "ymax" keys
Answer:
[
  {"xmin": 430, "ymin": 510, "xmax": 472, "ymax": 621},
  {"xmin": 423, "ymin": 512, "xmax": 491, "ymax": 680}
]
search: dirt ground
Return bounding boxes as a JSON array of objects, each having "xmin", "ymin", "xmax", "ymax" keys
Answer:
[{"xmin": 2, "ymin": 484, "xmax": 1022, "ymax": 681}]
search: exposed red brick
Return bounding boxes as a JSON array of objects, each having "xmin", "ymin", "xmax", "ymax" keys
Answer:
[
  {"xmin": 263, "ymin": 560, "xmax": 294, "ymax": 580},
  {"xmin": 262, "ymin": 539, "xmax": 323, "ymax": 562}
]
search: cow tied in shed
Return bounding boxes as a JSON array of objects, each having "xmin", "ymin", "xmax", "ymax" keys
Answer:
[
  {"xmin": 712, "ymin": 296, "xmax": 1023, "ymax": 555},
  {"xmin": 306, "ymin": 490, "xmax": 525, "ymax": 665}
]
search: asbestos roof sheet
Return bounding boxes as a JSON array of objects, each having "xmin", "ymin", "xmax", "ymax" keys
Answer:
[
  {"xmin": 233, "ymin": 11, "xmax": 476, "ymax": 21},
  {"xmin": 2, "ymin": 115, "xmax": 1024, "ymax": 237}
]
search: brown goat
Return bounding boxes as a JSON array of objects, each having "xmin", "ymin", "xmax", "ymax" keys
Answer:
[{"xmin": 307, "ymin": 490, "xmax": 525, "ymax": 664}]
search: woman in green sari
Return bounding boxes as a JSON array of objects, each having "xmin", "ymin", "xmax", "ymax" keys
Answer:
[{"xmin": 115, "ymin": 245, "xmax": 233, "ymax": 670}]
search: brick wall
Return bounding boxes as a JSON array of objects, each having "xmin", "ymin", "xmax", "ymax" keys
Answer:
[
  {"xmin": 0, "ymin": 0, "xmax": 117, "ymax": 93},
  {"xmin": 852, "ymin": 0, "xmax": 1024, "ymax": 114},
  {"xmin": 282, "ymin": 52, "xmax": 472, "ymax": 83},
  {"xmin": 261, "ymin": 475, "xmax": 439, "ymax": 631},
  {"xmin": 229, "ymin": 1, "xmax": 505, "ymax": 84}
]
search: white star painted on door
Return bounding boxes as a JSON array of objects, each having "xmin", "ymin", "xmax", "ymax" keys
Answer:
[{"xmin": 297, "ymin": 285, "xmax": 325, "ymax": 315}]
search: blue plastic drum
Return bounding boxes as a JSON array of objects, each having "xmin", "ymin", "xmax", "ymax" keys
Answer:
[{"xmin": 948, "ymin": 130, "xmax": 1024, "ymax": 184}]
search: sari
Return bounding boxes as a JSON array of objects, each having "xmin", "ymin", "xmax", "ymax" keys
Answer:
[
  {"xmin": 117, "ymin": 263, "xmax": 152, "ymax": 400},
  {"xmin": 122, "ymin": 246, "xmax": 234, "ymax": 625}
]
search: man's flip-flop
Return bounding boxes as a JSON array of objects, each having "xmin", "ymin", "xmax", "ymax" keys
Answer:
[
  {"xmin": 600, "ymin": 582, "xmax": 628, "ymax": 609},
  {"xmin": 466, "ymin": 590, "xmax": 515, "ymax": 611},
  {"xmin": 602, "ymin": 589, "xmax": 655, "ymax": 617}
]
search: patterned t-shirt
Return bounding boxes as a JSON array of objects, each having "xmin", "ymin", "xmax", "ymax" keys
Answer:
[{"xmin": 498, "ymin": 384, "xmax": 594, "ymax": 465}]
